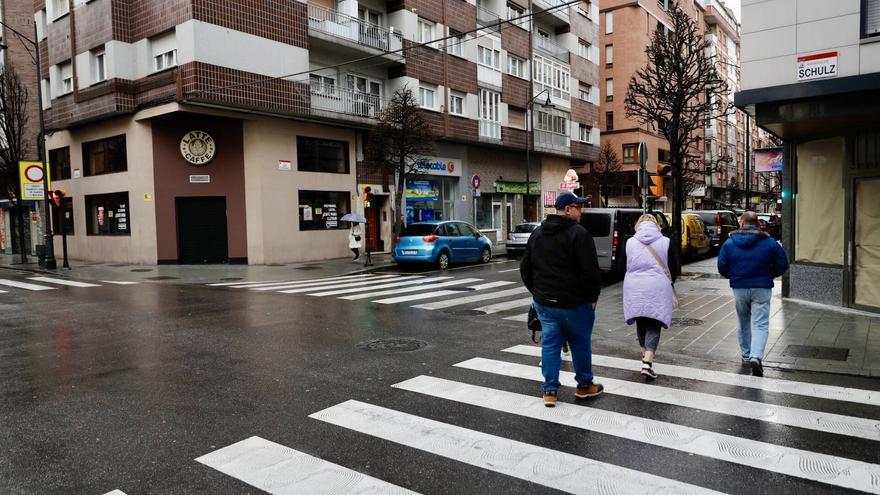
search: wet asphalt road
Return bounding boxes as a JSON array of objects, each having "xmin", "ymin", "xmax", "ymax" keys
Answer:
[{"xmin": 1, "ymin": 261, "xmax": 879, "ymax": 495}]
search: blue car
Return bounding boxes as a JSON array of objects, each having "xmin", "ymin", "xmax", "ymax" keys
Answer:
[{"xmin": 393, "ymin": 221, "xmax": 493, "ymax": 269}]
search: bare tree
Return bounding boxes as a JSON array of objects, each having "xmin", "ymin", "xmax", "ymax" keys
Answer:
[
  {"xmin": 586, "ymin": 142, "xmax": 624, "ymax": 207},
  {"xmin": 625, "ymin": 0, "xmax": 733, "ymax": 273},
  {"xmin": 364, "ymin": 87, "xmax": 434, "ymax": 245},
  {"xmin": 0, "ymin": 65, "xmax": 32, "ymax": 263}
]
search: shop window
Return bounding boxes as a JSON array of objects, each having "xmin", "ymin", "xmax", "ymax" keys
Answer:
[
  {"xmin": 796, "ymin": 137, "xmax": 844, "ymax": 264},
  {"xmin": 51, "ymin": 196, "xmax": 74, "ymax": 235},
  {"xmin": 85, "ymin": 192, "xmax": 129, "ymax": 236},
  {"xmin": 49, "ymin": 146, "xmax": 71, "ymax": 180},
  {"xmin": 83, "ymin": 135, "xmax": 127, "ymax": 176},
  {"xmin": 297, "ymin": 137, "xmax": 350, "ymax": 174},
  {"xmin": 298, "ymin": 190, "xmax": 350, "ymax": 231},
  {"xmin": 476, "ymin": 194, "xmax": 502, "ymax": 230}
]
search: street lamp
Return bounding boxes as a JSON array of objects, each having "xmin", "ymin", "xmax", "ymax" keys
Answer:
[
  {"xmin": 0, "ymin": 20, "xmax": 56, "ymax": 269},
  {"xmin": 525, "ymin": 89, "xmax": 554, "ymax": 222}
]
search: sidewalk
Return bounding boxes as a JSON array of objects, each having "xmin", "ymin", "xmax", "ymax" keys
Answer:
[{"xmin": 591, "ymin": 257, "xmax": 880, "ymax": 378}]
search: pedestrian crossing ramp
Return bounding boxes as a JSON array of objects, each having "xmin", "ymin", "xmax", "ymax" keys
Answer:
[
  {"xmin": 185, "ymin": 346, "xmax": 880, "ymax": 495},
  {"xmin": 0, "ymin": 276, "xmax": 137, "ymax": 295}
]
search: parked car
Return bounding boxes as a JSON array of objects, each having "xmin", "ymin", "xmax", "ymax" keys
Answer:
[
  {"xmin": 664, "ymin": 213, "xmax": 712, "ymax": 260},
  {"xmin": 758, "ymin": 213, "xmax": 782, "ymax": 239},
  {"xmin": 686, "ymin": 210, "xmax": 739, "ymax": 250},
  {"xmin": 505, "ymin": 222, "xmax": 540, "ymax": 257},
  {"xmin": 393, "ymin": 221, "xmax": 492, "ymax": 269},
  {"xmin": 580, "ymin": 208, "xmax": 671, "ymax": 277}
]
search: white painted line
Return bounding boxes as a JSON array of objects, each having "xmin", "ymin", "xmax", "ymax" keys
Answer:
[
  {"xmin": 393, "ymin": 375, "xmax": 880, "ymax": 493},
  {"xmin": 208, "ymin": 280, "xmax": 280, "ymax": 286},
  {"xmin": 306, "ymin": 276, "xmax": 448, "ymax": 297},
  {"xmin": 503, "ymin": 345, "xmax": 880, "ymax": 407},
  {"xmin": 372, "ymin": 281, "xmax": 515, "ymax": 305},
  {"xmin": 234, "ymin": 274, "xmax": 376, "ymax": 289},
  {"xmin": 473, "ymin": 296, "xmax": 534, "ymax": 314},
  {"xmin": 102, "ymin": 491, "xmax": 127, "ymax": 495},
  {"xmin": 100, "ymin": 281, "xmax": 140, "ymax": 285},
  {"xmin": 498, "ymin": 268, "xmax": 520, "ymax": 273},
  {"xmin": 266, "ymin": 275, "xmax": 404, "ymax": 292},
  {"xmin": 340, "ymin": 278, "xmax": 484, "ymax": 300},
  {"xmin": 310, "ymin": 400, "xmax": 722, "ymax": 495},
  {"xmin": 455, "ymin": 357, "xmax": 880, "ymax": 441},
  {"xmin": 0, "ymin": 279, "xmax": 55, "ymax": 291},
  {"xmin": 28, "ymin": 276, "xmax": 101, "ymax": 288},
  {"xmin": 196, "ymin": 436, "xmax": 419, "ymax": 495},
  {"xmin": 412, "ymin": 286, "xmax": 530, "ymax": 310},
  {"xmin": 503, "ymin": 313, "xmax": 528, "ymax": 322}
]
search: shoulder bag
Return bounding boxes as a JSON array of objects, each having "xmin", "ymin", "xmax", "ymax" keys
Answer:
[{"xmin": 644, "ymin": 243, "xmax": 679, "ymax": 309}]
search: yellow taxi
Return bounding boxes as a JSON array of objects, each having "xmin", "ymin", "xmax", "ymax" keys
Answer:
[{"xmin": 664, "ymin": 213, "xmax": 712, "ymax": 260}]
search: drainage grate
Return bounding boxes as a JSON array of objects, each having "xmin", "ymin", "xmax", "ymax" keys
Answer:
[
  {"xmin": 783, "ymin": 345, "xmax": 850, "ymax": 361},
  {"xmin": 145, "ymin": 276, "xmax": 179, "ymax": 280},
  {"xmin": 295, "ymin": 266, "xmax": 321, "ymax": 271},
  {"xmin": 672, "ymin": 318, "xmax": 705, "ymax": 327},
  {"xmin": 357, "ymin": 338, "xmax": 428, "ymax": 353},
  {"xmin": 130, "ymin": 269, "xmax": 153, "ymax": 272},
  {"xmin": 267, "ymin": 263, "xmax": 287, "ymax": 267},
  {"xmin": 220, "ymin": 277, "xmax": 242, "ymax": 281}
]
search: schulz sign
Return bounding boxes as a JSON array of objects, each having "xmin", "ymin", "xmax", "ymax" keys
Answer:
[{"xmin": 180, "ymin": 130, "xmax": 217, "ymax": 166}]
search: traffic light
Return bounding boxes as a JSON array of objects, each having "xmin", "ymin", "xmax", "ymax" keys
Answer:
[
  {"xmin": 49, "ymin": 189, "xmax": 65, "ymax": 207},
  {"xmin": 650, "ymin": 176, "xmax": 663, "ymax": 198},
  {"xmin": 362, "ymin": 186, "xmax": 374, "ymax": 208},
  {"xmin": 657, "ymin": 164, "xmax": 671, "ymax": 176}
]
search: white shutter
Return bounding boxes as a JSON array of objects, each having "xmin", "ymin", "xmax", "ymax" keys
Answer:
[{"xmin": 866, "ymin": 0, "xmax": 880, "ymax": 36}]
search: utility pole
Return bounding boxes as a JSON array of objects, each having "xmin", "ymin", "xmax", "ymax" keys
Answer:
[
  {"xmin": 744, "ymin": 113, "xmax": 751, "ymax": 211},
  {"xmin": 638, "ymin": 142, "xmax": 649, "ymax": 213}
]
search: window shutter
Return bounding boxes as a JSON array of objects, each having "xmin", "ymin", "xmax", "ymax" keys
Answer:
[{"xmin": 866, "ymin": 0, "xmax": 880, "ymax": 36}]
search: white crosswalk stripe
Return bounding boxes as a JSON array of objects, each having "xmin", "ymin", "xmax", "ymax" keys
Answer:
[
  {"xmin": 305, "ymin": 276, "xmax": 449, "ymax": 297},
  {"xmin": 0, "ymin": 279, "xmax": 55, "ymax": 291},
  {"xmin": 102, "ymin": 490, "xmax": 127, "ymax": 495},
  {"xmin": 234, "ymin": 274, "xmax": 377, "ymax": 289},
  {"xmin": 472, "ymin": 296, "xmax": 533, "ymax": 314},
  {"xmin": 411, "ymin": 286, "xmax": 530, "ymax": 310},
  {"xmin": 271, "ymin": 275, "xmax": 406, "ymax": 292},
  {"xmin": 503, "ymin": 345, "xmax": 880, "ymax": 407},
  {"xmin": 371, "ymin": 281, "xmax": 515, "ymax": 305},
  {"xmin": 310, "ymin": 400, "xmax": 722, "ymax": 495},
  {"xmin": 340, "ymin": 278, "xmax": 484, "ymax": 300},
  {"xmin": 502, "ymin": 313, "xmax": 528, "ymax": 322},
  {"xmin": 100, "ymin": 281, "xmax": 140, "ymax": 285},
  {"xmin": 28, "ymin": 276, "xmax": 101, "ymax": 288}
]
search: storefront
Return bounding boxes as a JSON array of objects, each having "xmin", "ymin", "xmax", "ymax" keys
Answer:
[{"xmin": 404, "ymin": 157, "xmax": 462, "ymax": 224}]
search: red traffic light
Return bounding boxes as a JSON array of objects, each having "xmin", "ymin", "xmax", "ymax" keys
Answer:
[{"xmin": 50, "ymin": 189, "xmax": 66, "ymax": 207}]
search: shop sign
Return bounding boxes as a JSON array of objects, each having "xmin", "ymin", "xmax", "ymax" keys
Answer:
[
  {"xmin": 797, "ymin": 51, "xmax": 837, "ymax": 81},
  {"xmin": 189, "ymin": 175, "xmax": 211, "ymax": 183},
  {"xmin": 414, "ymin": 157, "xmax": 462, "ymax": 177},
  {"xmin": 559, "ymin": 182, "xmax": 580, "ymax": 190},
  {"xmin": 689, "ymin": 187, "xmax": 706, "ymax": 197},
  {"xmin": 754, "ymin": 147, "xmax": 784, "ymax": 173},
  {"xmin": 560, "ymin": 169, "xmax": 579, "ymax": 190},
  {"xmin": 544, "ymin": 191, "xmax": 557, "ymax": 207},
  {"xmin": 19, "ymin": 161, "xmax": 50, "ymax": 200},
  {"xmin": 278, "ymin": 160, "xmax": 292, "ymax": 171},
  {"xmin": 324, "ymin": 203, "xmax": 338, "ymax": 228},
  {"xmin": 406, "ymin": 178, "xmax": 440, "ymax": 201},
  {"xmin": 180, "ymin": 130, "xmax": 217, "ymax": 166},
  {"xmin": 494, "ymin": 181, "xmax": 538, "ymax": 194}
]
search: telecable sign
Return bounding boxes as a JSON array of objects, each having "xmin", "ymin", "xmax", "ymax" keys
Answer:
[{"xmin": 797, "ymin": 51, "xmax": 837, "ymax": 81}]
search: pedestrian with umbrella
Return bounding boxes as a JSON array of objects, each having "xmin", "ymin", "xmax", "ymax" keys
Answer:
[{"xmin": 341, "ymin": 213, "xmax": 366, "ymax": 262}]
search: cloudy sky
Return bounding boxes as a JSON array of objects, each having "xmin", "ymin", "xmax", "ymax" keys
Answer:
[{"xmin": 724, "ymin": 0, "xmax": 742, "ymax": 21}]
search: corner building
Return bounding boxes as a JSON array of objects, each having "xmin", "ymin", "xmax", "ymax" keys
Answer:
[{"xmin": 39, "ymin": 0, "xmax": 600, "ymax": 264}]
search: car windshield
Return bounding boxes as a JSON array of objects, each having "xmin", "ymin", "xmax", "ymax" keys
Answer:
[
  {"xmin": 513, "ymin": 224, "xmax": 538, "ymax": 233},
  {"xmin": 698, "ymin": 212, "xmax": 718, "ymax": 226},
  {"xmin": 401, "ymin": 224, "xmax": 438, "ymax": 236},
  {"xmin": 581, "ymin": 213, "xmax": 611, "ymax": 237}
]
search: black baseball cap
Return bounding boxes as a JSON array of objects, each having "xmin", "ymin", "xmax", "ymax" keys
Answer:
[{"xmin": 554, "ymin": 192, "xmax": 588, "ymax": 210}]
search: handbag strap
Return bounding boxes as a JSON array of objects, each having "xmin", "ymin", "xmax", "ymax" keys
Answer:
[{"xmin": 644, "ymin": 243, "xmax": 673, "ymax": 284}]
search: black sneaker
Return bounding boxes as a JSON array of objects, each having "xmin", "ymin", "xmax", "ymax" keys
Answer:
[
  {"xmin": 543, "ymin": 390, "xmax": 558, "ymax": 407},
  {"xmin": 750, "ymin": 357, "xmax": 763, "ymax": 377},
  {"xmin": 741, "ymin": 356, "xmax": 751, "ymax": 367}
]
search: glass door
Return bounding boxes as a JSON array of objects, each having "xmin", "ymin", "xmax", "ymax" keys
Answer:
[{"xmin": 854, "ymin": 178, "xmax": 880, "ymax": 309}]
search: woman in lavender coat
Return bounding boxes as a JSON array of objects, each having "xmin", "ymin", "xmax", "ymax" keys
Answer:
[{"xmin": 622, "ymin": 215, "xmax": 676, "ymax": 380}]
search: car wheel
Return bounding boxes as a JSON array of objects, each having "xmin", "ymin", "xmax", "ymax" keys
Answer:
[
  {"xmin": 437, "ymin": 251, "xmax": 451, "ymax": 270},
  {"xmin": 480, "ymin": 247, "xmax": 492, "ymax": 263}
]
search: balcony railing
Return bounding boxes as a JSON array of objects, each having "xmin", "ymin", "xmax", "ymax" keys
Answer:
[
  {"xmin": 307, "ymin": 4, "xmax": 402, "ymax": 52},
  {"xmin": 308, "ymin": 83, "xmax": 388, "ymax": 120},
  {"xmin": 479, "ymin": 120, "xmax": 502, "ymax": 140},
  {"xmin": 476, "ymin": 5, "xmax": 500, "ymax": 27},
  {"xmin": 534, "ymin": 129, "xmax": 570, "ymax": 153},
  {"xmin": 533, "ymin": 0, "xmax": 571, "ymax": 16},
  {"xmin": 533, "ymin": 35, "xmax": 569, "ymax": 63}
]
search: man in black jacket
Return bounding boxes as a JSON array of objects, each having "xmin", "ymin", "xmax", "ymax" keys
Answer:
[{"xmin": 521, "ymin": 192, "xmax": 603, "ymax": 407}]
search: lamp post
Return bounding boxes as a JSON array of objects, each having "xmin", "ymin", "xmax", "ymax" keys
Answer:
[
  {"xmin": 525, "ymin": 89, "xmax": 554, "ymax": 221},
  {"xmin": 50, "ymin": 189, "xmax": 69, "ymax": 269},
  {"xmin": 0, "ymin": 20, "xmax": 56, "ymax": 268}
]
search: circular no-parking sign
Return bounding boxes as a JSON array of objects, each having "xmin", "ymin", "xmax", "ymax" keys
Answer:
[
  {"xmin": 24, "ymin": 165, "xmax": 44, "ymax": 183},
  {"xmin": 471, "ymin": 174, "xmax": 481, "ymax": 190}
]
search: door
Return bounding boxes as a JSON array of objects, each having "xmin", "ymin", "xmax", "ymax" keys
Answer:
[
  {"xmin": 456, "ymin": 222, "xmax": 482, "ymax": 260},
  {"xmin": 854, "ymin": 178, "xmax": 880, "ymax": 309},
  {"xmin": 439, "ymin": 223, "xmax": 464, "ymax": 260},
  {"xmin": 365, "ymin": 198, "xmax": 382, "ymax": 252},
  {"xmin": 177, "ymin": 197, "xmax": 228, "ymax": 264}
]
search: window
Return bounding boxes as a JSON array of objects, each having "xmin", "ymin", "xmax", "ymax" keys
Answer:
[
  {"xmin": 49, "ymin": 146, "xmax": 71, "ymax": 180},
  {"xmin": 478, "ymin": 46, "xmax": 500, "ymax": 69},
  {"xmin": 657, "ymin": 0, "xmax": 669, "ymax": 10},
  {"xmin": 51, "ymin": 0, "xmax": 69, "ymax": 19},
  {"xmin": 533, "ymin": 55, "xmax": 570, "ymax": 100},
  {"xmin": 83, "ymin": 135, "xmax": 127, "ymax": 176},
  {"xmin": 535, "ymin": 108, "xmax": 569, "ymax": 136},
  {"xmin": 310, "ymin": 74, "xmax": 336, "ymax": 95},
  {"xmin": 297, "ymin": 137, "xmax": 350, "ymax": 174},
  {"xmin": 658, "ymin": 149, "xmax": 671, "ymax": 163},
  {"xmin": 93, "ymin": 50, "xmax": 106, "ymax": 83},
  {"xmin": 508, "ymin": 107, "xmax": 526, "ymax": 129},
  {"xmin": 578, "ymin": 83, "xmax": 591, "ymax": 101},
  {"xmin": 507, "ymin": 3, "xmax": 527, "ymax": 28},
  {"xmin": 58, "ymin": 61, "xmax": 73, "ymax": 95},
  {"xmin": 578, "ymin": 124, "xmax": 592, "ymax": 143},
  {"xmin": 605, "ymin": 12, "xmax": 613, "ymax": 34},
  {"xmin": 449, "ymin": 91, "xmax": 465, "ymax": 116},
  {"xmin": 479, "ymin": 88, "xmax": 501, "ymax": 139},
  {"xmin": 578, "ymin": 39, "xmax": 591, "ymax": 60},
  {"xmin": 419, "ymin": 84, "xmax": 437, "ymax": 109},
  {"xmin": 605, "ymin": 78, "xmax": 613, "ymax": 101},
  {"xmin": 154, "ymin": 49, "xmax": 177, "ymax": 71},
  {"xmin": 864, "ymin": 0, "xmax": 880, "ymax": 38},
  {"xmin": 622, "ymin": 144, "xmax": 637, "ymax": 163},
  {"xmin": 418, "ymin": 18, "xmax": 435, "ymax": 44},
  {"xmin": 298, "ymin": 190, "xmax": 351, "ymax": 231},
  {"xmin": 151, "ymin": 31, "xmax": 177, "ymax": 72},
  {"xmin": 51, "ymin": 196, "xmax": 74, "ymax": 235},
  {"xmin": 606, "ymin": 111, "xmax": 614, "ymax": 131},
  {"xmin": 579, "ymin": 0, "xmax": 592, "ymax": 18},
  {"xmin": 447, "ymin": 29, "xmax": 464, "ymax": 56},
  {"xmin": 507, "ymin": 55, "xmax": 524, "ymax": 77},
  {"xmin": 85, "ymin": 192, "xmax": 129, "ymax": 236},
  {"xmin": 605, "ymin": 45, "xmax": 613, "ymax": 65}
]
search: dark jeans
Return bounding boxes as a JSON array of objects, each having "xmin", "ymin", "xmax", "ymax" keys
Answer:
[
  {"xmin": 636, "ymin": 317, "xmax": 662, "ymax": 353},
  {"xmin": 533, "ymin": 301, "xmax": 596, "ymax": 391},
  {"xmin": 351, "ymin": 248, "xmax": 360, "ymax": 259}
]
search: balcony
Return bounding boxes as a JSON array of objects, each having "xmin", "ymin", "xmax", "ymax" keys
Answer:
[
  {"xmin": 534, "ymin": 129, "xmax": 570, "ymax": 155},
  {"xmin": 479, "ymin": 120, "xmax": 502, "ymax": 141},
  {"xmin": 476, "ymin": 5, "xmax": 500, "ymax": 28},
  {"xmin": 534, "ymin": 34, "xmax": 569, "ymax": 64},
  {"xmin": 531, "ymin": 0, "xmax": 570, "ymax": 26},
  {"xmin": 307, "ymin": 4, "xmax": 403, "ymax": 55},
  {"xmin": 308, "ymin": 83, "xmax": 388, "ymax": 123}
]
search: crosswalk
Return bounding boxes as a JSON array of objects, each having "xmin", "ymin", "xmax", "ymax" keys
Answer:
[
  {"xmin": 0, "ymin": 276, "xmax": 138, "ymax": 295},
  {"xmin": 192, "ymin": 345, "xmax": 880, "ymax": 494}
]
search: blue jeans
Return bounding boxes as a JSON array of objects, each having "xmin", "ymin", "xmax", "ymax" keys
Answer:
[
  {"xmin": 533, "ymin": 301, "xmax": 595, "ymax": 391},
  {"xmin": 733, "ymin": 288, "xmax": 772, "ymax": 360}
]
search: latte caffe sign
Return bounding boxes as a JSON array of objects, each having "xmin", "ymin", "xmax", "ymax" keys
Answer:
[{"xmin": 180, "ymin": 130, "xmax": 216, "ymax": 166}]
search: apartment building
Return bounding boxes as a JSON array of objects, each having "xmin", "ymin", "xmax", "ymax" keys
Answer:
[
  {"xmin": 36, "ymin": 0, "xmax": 600, "ymax": 265},
  {"xmin": 0, "ymin": 0, "xmax": 44, "ymax": 257},
  {"xmin": 735, "ymin": 0, "xmax": 880, "ymax": 312}
]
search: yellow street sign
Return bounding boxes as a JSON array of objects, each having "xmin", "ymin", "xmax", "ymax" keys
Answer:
[{"xmin": 19, "ymin": 161, "xmax": 51, "ymax": 200}]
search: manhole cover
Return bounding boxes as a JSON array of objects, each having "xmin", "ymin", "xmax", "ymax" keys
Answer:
[
  {"xmin": 672, "ymin": 318, "xmax": 704, "ymax": 327},
  {"xmin": 220, "ymin": 277, "xmax": 242, "ymax": 281},
  {"xmin": 296, "ymin": 266, "xmax": 321, "ymax": 271},
  {"xmin": 783, "ymin": 345, "xmax": 849, "ymax": 361},
  {"xmin": 699, "ymin": 273, "xmax": 726, "ymax": 279},
  {"xmin": 145, "ymin": 276, "xmax": 178, "ymax": 280},
  {"xmin": 130, "ymin": 269, "xmax": 153, "ymax": 272},
  {"xmin": 267, "ymin": 263, "xmax": 287, "ymax": 267},
  {"xmin": 357, "ymin": 338, "xmax": 428, "ymax": 352}
]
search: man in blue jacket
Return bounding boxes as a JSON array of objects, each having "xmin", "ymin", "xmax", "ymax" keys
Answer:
[{"xmin": 718, "ymin": 211, "xmax": 789, "ymax": 376}]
